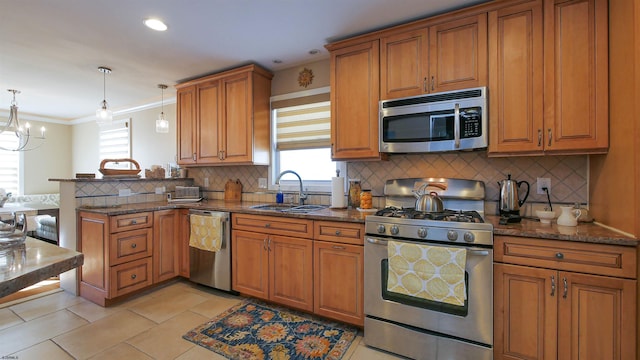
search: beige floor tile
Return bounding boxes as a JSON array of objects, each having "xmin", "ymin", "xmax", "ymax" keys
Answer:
[
  {"xmin": 342, "ymin": 334, "xmax": 364, "ymax": 360},
  {"xmin": 0, "ymin": 310, "xmax": 88, "ymax": 355},
  {"xmin": 126, "ymin": 310, "xmax": 208, "ymax": 360},
  {"xmin": 67, "ymin": 298, "xmax": 123, "ymax": 322},
  {"xmin": 0, "ymin": 308, "xmax": 24, "ymax": 331},
  {"xmin": 349, "ymin": 344, "xmax": 407, "ymax": 359},
  {"xmin": 174, "ymin": 343, "xmax": 229, "ymax": 360},
  {"xmin": 53, "ymin": 310, "xmax": 156, "ymax": 360},
  {"xmin": 187, "ymin": 295, "xmax": 242, "ymax": 319},
  {"xmin": 89, "ymin": 343, "xmax": 153, "ymax": 360},
  {"xmin": 9, "ymin": 291, "xmax": 84, "ymax": 321},
  {"xmin": 12, "ymin": 340, "xmax": 74, "ymax": 360},
  {"xmin": 127, "ymin": 289, "xmax": 209, "ymax": 323}
]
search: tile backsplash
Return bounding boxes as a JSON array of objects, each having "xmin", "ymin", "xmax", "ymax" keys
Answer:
[{"xmin": 186, "ymin": 152, "xmax": 588, "ymax": 216}]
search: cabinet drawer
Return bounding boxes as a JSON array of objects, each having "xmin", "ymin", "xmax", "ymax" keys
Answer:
[
  {"xmin": 109, "ymin": 228, "xmax": 153, "ymax": 265},
  {"xmin": 314, "ymin": 221, "xmax": 364, "ymax": 245},
  {"xmin": 110, "ymin": 212, "xmax": 153, "ymax": 233},
  {"xmin": 232, "ymin": 213, "xmax": 313, "ymax": 239},
  {"xmin": 109, "ymin": 257, "xmax": 153, "ymax": 298},
  {"xmin": 495, "ymin": 236, "xmax": 637, "ymax": 279}
]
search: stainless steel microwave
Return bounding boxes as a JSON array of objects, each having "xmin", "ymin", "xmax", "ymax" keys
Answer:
[{"xmin": 379, "ymin": 87, "xmax": 488, "ymax": 153}]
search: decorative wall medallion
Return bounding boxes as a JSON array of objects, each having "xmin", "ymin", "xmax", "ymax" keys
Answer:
[{"xmin": 298, "ymin": 67, "xmax": 314, "ymax": 88}]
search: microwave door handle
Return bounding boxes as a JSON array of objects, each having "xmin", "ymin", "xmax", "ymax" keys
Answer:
[{"xmin": 454, "ymin": 103, "xmax": 461, "ymax": 149}]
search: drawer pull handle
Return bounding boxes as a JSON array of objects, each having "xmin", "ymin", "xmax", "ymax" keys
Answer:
[
  {"xmin": 131, "ymin": 243, "xmax": 137, "ymax": 248},
  {"xmin": 131, "ymin": 219, "xmax": 137, "ymax": 225},
  {"xmin": 550, "ymin": 276, "xmax": 556, "ymax": 296},
  {"xmin": 335, "ymin": 230, "xmax": 341, "ymax": 236},
  {"xmin": 263, "ymin": 238, "xmax": 268, "ymax": 251},
  {"xmin": 555, "ymin": 252, "xmax": 564, "ymax": 260},
  {"xmin": 131, "ymin": 274, "xmax": 137, "ymax": 280},
  {"xmin": 332, "ymin": 245, "xmax": 346, "ymax": 250},
  {"xmin": 562, "ymin": 277, "xmax": 568, "ymax": 298},
  {"xmin": 265, "ymin": 223, "xmax": 271, "ymax": 228}
]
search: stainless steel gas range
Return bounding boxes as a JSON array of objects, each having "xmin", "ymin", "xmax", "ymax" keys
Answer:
[{"xmin": 364, "ymin": 178, "xmax": 493, "ymax": 360}]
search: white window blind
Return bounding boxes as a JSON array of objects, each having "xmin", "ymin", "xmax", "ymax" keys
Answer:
[
  {"xmin": 99, "ymin": 119, "xmax": 131, "ymax": 169},
  {"xmin": 0, "ymin": 133, "xmax": 19, "ymax": 194}
]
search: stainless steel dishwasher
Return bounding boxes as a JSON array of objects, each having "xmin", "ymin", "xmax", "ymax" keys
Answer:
[{"xmin": 188, "ymin": 209, "xmax": 232, "ymax": 291}]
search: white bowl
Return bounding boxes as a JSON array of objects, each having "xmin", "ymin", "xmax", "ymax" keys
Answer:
[{"xmin": 536, "ymin": 210, "xmax": 556, "ymax": 224}]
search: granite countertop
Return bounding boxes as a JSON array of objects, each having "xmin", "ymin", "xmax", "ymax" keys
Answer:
[
  {"xmin": 76, "ymin": 200, "xmax": 639, "ymax": 246},
  {"xmin": 0, "ymin": 237, "xmax": 84, "ymax": 297}
]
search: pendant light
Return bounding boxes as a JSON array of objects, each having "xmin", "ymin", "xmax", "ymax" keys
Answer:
[
  {"xmin": 96, "ymin": 66, "xmax": 113, "ymax": 126},
  {"xmin": 0, "ymin": 89, "xmax": 46, "ymax": 151},
  {"xmin": 156, "ymin": 84, "xmax": 169, "ymax": 133}
]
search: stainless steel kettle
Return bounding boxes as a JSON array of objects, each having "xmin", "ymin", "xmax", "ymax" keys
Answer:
[
  {"xmin": 413, "ymin": 183, "xmax": 445, "ymax": 212},
  {"xmin": 498, "ymin": 174, "xmax": 530, "ymax": 216}
]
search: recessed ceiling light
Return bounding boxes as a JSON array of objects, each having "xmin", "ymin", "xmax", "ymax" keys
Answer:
[
  {"xmin": 272, "ymin": 59, "xmax": 283, "ymax": 64},
  {"xmin": 144, "ymin": 18, "xmax": 168, "ymax": 31},
  {"xmin": 308, "ymin": 49, "xmax": 321, "ymax": 55}
]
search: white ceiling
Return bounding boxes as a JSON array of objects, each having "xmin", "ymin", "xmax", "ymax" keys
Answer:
[{"xmin": 0, "ymin": 0, "xmax": 487, "ymax": 121}]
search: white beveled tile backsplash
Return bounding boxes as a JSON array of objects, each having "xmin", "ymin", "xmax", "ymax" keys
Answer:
[{"xmin": 186, "ymin": 152, "xmax": 588, "ymax": 217}]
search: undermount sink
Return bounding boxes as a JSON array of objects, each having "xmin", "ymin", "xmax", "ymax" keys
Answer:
[{"xmin": 249, "ymin": 204, "xmax": 327, "ymax": 213}]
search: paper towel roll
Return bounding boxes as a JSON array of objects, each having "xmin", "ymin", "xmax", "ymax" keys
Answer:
[{"xmin": 331, "ymin": 177, "xmax": 346, "ymax": 208}]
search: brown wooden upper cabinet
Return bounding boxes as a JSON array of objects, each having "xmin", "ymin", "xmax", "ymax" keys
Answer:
[
  {"xmin": 175, "ymin": 64, "xmax": 273, "ymax": 166},
  {"xmin": 381, "ymin": 14, "xmax": 488, "ymax": 100},
  {"xmin": 488, "ymin": 0, "xmax": 608, "ymax": 155}
]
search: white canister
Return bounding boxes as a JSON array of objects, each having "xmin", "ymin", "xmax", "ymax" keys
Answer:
[{"xmin": 557, "ymin": 206, "xmax": 582, "ymax": 227}]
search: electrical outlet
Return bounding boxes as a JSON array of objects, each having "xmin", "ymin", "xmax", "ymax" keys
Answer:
[
  {"xmin": 536, "ymin": 178, "xmax": 551, "ymax": 195},
  {"xmin": 118, "ymin": 188, "xmax": 131, "ymax": 197},
  {"xmin": 258, "ymin": 178, "xmax": 267, "ymax": 189},
  {"xmin": 204, "ymin": 178, "xmax": 209, "ymax": 188},
  {"xmin": 155, "ymin": 186, "xmax": 165, "ymax": 194}
]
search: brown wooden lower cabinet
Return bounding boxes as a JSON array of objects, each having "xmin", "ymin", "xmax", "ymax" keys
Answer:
[
  {"xmin": 178, "ymin": 209, "xmax": 190, "ymax": 277},
  {"xmin": 153, "ymin": 209, "xmax": 180, "ymax": 283},
  {"xmin": 494, "ymin": 235, "xmax": 637, "ymax": 360}
]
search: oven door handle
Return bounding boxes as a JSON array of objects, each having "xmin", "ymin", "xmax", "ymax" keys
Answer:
[
  {"xmin": 467, "ymin": 249, "xmax": 490, "ymax": 256},
  {"xmin": 366, "ymin": 237, "xmax": 388, "ymax": 245},
  {"xmin": 367, "ymin": 238, "xmax": 491, "ymax": 255}
]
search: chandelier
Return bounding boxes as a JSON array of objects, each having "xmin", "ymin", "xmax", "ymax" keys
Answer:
[
  {"xmin": 156, "ymin": 84, "xmax": 169, "ymax": 133},
  {"xmin": 0, "ymin": 89, "xmax": 46, "ymax": 152},
  {"xmin": 96, "ymin": 66, "xmax": 113, "ymax": 126}
]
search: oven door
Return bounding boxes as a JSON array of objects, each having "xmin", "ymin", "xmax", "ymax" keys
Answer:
[{"xmin": 364, "ymin": 236, "xmax": 493, "ymax": 346}]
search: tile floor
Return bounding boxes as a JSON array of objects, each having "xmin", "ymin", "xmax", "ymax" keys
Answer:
[{"xmin": 0, "ymin": 279, "xmax": 405, "ymax": 359}]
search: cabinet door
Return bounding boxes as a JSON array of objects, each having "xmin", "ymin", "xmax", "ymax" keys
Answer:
[
  {"xmin": 557, "ymin": 272, "xmax": 636, "ymax": 360},
  {"xmin": 380, "ymin": 28, "xmax": 428, "ymax": 99},
  {"xmin": 177, "ymin": 85, "xmax": 197, "ymax": 165},
  {"xmin": 232, "ymin": 230, "xmax": 269, "ymax": 299},
  {"xmin": 543, "ymin": 0, "xmax": 608, "ymax": 153},
  {"xmin": 494, "ymin": 263, "xmax": 557, "ymax": 360},
  {"xmin": 178, "ymin": 209, "xmax": 190, "ymax": 277},
  {"xmin": 313, "ymin": 241, "xmax": 364, "ymax": 325},
  {"xmin": 269, "ymin": 235, "xmax": 313, "ymax": 312},
  {"xmin": 429, "ymin": 14, "xmax": 488, "ymax": 93},
  {"xmin": 153, "ymin": 210, "xmax": 179, "ymax": 283},
  {"xmin": 330, "ymin": 40, "xmax": 381, "ymax": 160},
  {"xmin": 222, "ymin": 72, "xmax": 253, "ymax": 163},
  {"xmin": 197, "ymin": 79, "xmax": 223, "ymax": 164},
  {"xmin": 78, "ymin": 212, "xmax": 109, "ymax": 304},
  {"xmin": 488, "ymin": 1, "xmax": 544, "ymax": 155}
]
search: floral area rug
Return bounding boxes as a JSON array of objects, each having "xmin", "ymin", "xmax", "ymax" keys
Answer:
[{"xmin": 183, "ymin": 299, "xmax": 358, "ymax": 359}]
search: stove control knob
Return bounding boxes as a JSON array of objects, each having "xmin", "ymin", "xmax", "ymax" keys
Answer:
[
  {"xmin": 377, "ymin": 224, "xmax": 386, "ymax": 234},
  {"xmin": 417, "ymin": 227, "xmax": 428, "ymax": 238},
  {"xmin": 390, "ymin": 225, "xmax": 400, "ymax": 236},
  {"xmin": 447, "ymin": 230, "xmax": 458, "ymax": 241},
  {"xmin": 463, "ymin": 232, "xmax": 475, "ymax": 243}
]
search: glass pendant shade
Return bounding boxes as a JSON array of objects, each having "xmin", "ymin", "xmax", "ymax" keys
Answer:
[
  {"xmin": 155, "ymin": 84, "xmax": 169, "ymax": 133},
  {"xmin": 96, "ymin": 67, "xmax": 113, "ymax": 126}
]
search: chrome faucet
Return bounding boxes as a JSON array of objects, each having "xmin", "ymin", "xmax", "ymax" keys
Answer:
[{"xmin": 275, "ymin": 170, "xmax": 307, "ymax": 205}]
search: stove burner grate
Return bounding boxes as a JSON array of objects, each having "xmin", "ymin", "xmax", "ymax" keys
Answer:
[{"xmin": 375, "ymin": 207, "xmax": 484, "ymax": 223}]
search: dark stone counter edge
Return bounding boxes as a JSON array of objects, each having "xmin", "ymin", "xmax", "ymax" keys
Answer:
[
  {"xmin": 50, "ymin": 178, "xmax": 191, "ymax": 182},
  {"xmin": 75, "ymin": 200, "xmax": 639, "ymax": 247}
]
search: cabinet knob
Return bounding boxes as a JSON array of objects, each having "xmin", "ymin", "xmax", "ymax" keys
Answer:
[
  {"xmin": 131, "ymin": 274, "xmax": 137, "ymax": 280},
  {"xmin": 265, "ymin": 223, "xmax": 271, "ymax": 228},
  {"xmin": 131, "ymin": 243, "xmax": 137, "ymax": 248},
  {"xmin": 335, "ymin": 230, "xmax": 341, "ymax": 236},
  {"xmin": 555, "ymin": 252, "xmax": 564, "ymax": 259},
  {"xmin": 131, "ymin": 219, "xmax": 137, "ymax": 225}
]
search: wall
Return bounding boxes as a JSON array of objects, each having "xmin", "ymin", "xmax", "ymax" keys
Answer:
[
  {"xmin": 589, "ymin": 0, "xmax": 639, "ymax": 237},
  {"xmin": 21, "ymin": 120, "xmax": 72, "ymax": 194},
  {"xmin": 71, "ymin": 103, "xmax": 177, "ymax": 176}
]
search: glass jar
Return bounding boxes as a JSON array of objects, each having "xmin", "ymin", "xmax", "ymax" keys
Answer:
[
  {"xmin": 360, "ymin": 190, "xmax": 372, "ymax": 209},
  {"xmin": 348, "ymin": 179, "xmax": 361, "ymax": 208}
]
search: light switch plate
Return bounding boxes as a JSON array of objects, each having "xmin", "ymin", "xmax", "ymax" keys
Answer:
[
  {"xmin": 155, "ymin": 186, "xmax": 165, "ymax": 194},
  {"xmin": 258, "ymin": 178, "xmax": 267, "ymax": 189},
  {"xmin": 118, "ymin": 188, "xmax": 131, "ymax": 197},
  {"xmin": 536, "ymin": 178, "xmax": 551, "ymax": 195},
  {"xmin": 204, "ymin": 178, "xmax": 209, "ymax": 188}
]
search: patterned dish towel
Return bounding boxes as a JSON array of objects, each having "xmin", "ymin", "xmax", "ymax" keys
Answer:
[
  {"xmin": 387, "ymin": 240, "xmax": 467, "ymax": 306},
  {"xmin": 189, "ymin": 214, "xmax": 223, "ymax": 252}
]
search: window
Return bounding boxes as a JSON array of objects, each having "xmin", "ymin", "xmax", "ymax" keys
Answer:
[
  {"xmin": 270, "ymin": 87, "xmax": 344, "ymax": 192},
  {"xmin": 99, "ymin": 119, "xmax": 131, "ymax": 169},
  {"xmin": 0, "ymin": 133, "xmax": 20, "ymax": 194}
]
